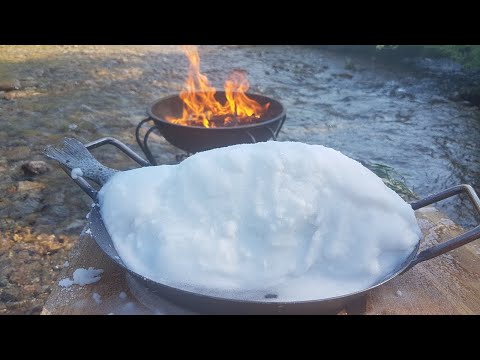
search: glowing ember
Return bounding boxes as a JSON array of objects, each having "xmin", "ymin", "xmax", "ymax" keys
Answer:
[{"xmin": 166, "ymin": 46, "xmax": 270, "ymax": 128}]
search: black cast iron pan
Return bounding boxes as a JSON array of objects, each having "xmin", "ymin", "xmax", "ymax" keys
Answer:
[{"xmin": 44, "ymin": 137, "xmax": 480, "ymax": 314}]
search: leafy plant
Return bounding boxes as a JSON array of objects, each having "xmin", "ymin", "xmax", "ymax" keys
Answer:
[
  {"xmin": 425, "ymin": 45, "xmax": 480, "ymax": 69},
  {"xmin": 363, "ymin": 162, "xmax": 417, "ymax": 201},
  {"xmin": 377, "ymin": 45, "xmax": 480, "ymax": 69}
]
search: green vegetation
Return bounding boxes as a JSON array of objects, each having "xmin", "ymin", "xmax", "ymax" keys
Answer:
[
  {"xmin": 377, "ymin": 45, "xmax": 480, "ymax": 69},
  {"xmin": 426, "ymin": 46, "xmax": 480, "ymax": 69},
  {"xmin": 328, "ymin": 45, "xmax": 480, "ymax": 69},
  {"xmin": 365, "ymin": 162, "xmax": 417, "ymax": 201}
]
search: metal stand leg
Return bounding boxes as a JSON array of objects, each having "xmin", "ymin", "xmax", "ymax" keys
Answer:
[
  {"xmin": 135, "ymin": 118, "xmax": 191, "ymax": 165},
  {"xmin": 135, "ymin": 118, "xmax": 161, "ymax": 165},
  {"xmin": 275, "ymin": 115, "xmax": 287, "ymax": 139}
]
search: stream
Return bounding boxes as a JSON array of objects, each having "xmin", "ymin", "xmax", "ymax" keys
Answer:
[{"xmin": 197, "ymin": 45, "xmax": 480, "ymax": 228}]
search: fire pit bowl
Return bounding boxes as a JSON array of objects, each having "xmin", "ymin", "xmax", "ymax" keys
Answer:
[{"xmin": 143, "ymin": 91, "xmax": 286, "ymax": 154}]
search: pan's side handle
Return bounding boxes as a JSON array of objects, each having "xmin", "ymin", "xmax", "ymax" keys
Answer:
[
  {"xmin": 85, "ymin": 137, "xmax": 150, "ymax": 167},
  {"xmin": 406, "ymin": 184, "xmax": 480, "ymax": 270},
  {"xmin": 56, "ymin": 137, "xmax": 150, "ymax": 201}
]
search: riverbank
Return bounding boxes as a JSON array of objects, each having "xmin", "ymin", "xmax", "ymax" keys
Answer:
[{"xmin": 324, "ymin": 45, "xmax": 480, "ymax": 107}]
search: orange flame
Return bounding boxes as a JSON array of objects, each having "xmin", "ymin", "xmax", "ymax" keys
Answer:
[{"xmin": 166, "ymin": 46, "xmax": 270, "ymax": 128}]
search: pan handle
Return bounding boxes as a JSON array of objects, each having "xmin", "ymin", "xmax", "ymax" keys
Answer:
[
  {"xmin": 85, "ymin": 137, "xmax": 150, "ymax": 167},
  {"xmin": 59, "ymin": 137, "xmax": 150, "ymax": 201},
  {"xmin": 406, "ymin": 184, "xmax": 480, "ymax": 270}
]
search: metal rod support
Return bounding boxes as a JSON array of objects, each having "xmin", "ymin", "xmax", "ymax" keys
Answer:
[
  {"xmin": 86, "ymin": 137, "xmax": 150, "ymax": 167},
  {"xmin": 142, "ymin": 126, "xmax": 159, "ymax": 166}
]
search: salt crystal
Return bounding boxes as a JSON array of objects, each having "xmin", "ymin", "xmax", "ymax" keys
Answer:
[
  {"xmin": 92, "ymin": 292, "xmax": 102, "ymax": 304},
  {"xmin": 71, "ymin": 168, "xmax": 83, "ymax": 179},
  {"xmin": 121, "ymin": 302, "xmax": 137, "ymax": 314},
  {"xmin": 63, "ymin": 261, "xmax": 69, "ymax": 268},
  {"xmin": 58, "ymin": 267, "xmax": 104, "ymax": 288},
  {"xmin": 59, "ymin": 278, "xmax": 74, "ymax": 287}
]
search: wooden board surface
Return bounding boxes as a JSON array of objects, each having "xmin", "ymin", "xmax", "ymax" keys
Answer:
[{"xmin": 42, "ymin": 207, "xmax": 480, "ymax": 315}]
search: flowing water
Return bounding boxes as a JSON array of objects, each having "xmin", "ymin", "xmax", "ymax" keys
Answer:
[{"xmin": 196, "ymin": 46, "xmax": 480, "ymax": 229}]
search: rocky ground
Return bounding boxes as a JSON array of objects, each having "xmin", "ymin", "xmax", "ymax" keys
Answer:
[
  {"xmin": 1, "ymin": 45, "xmax": 478, "ymax": 314},
  {"xmin": 0, "ymin": 45, "xmax": 188, "ymax": 314}
]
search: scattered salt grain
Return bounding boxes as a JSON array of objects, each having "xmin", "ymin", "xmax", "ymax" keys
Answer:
[
  {"xmin": 92, "ymin": 292, "xmax": 102, "ymax": 304},
  {"xmin": 417, "ymin": 206, "xmax": 437, "ymax": 213},
  {"xmin": 63, "ymin": 261, "xmax": 69, "ymax": 268},
  {"xmin": 58, "ymin": 278, "xmax": 74, "ymax": 287},
  {"xmin": 58, "ymin": 267, "xmax": 104, "ymax": 288},
  {"xmin": 121, "ymin": 302, "xmax": 137, "ymax": 313},
  {"xmin": 119, "ymin": 291, "xmax": 127, "ymax": 300},
  {"xmin": 71, "ymin": 168, "xmax": 83, "ymax": 179},
  {"xmin": 396, "ymin": 290, "xmax": 403, "ymax": 297}
]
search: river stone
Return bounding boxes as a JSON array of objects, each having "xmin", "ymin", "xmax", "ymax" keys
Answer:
[
  {"xmin": 17, "ymin": 181, "xmax": 46, "ymax": 192},
  {"xmin": 21, "ymin": 161, "xmax": 50, "ymax": 175},
  {"xmin": 0, "ymin": 289, "xmax": 18, "ymax": 303},
  {"xmin": 0, "ymin": 79, "xmax": 21, "ymax": 91},
  {"xmin": 333, "ymin": 72, "xmax": 354, "ymax": 79}
]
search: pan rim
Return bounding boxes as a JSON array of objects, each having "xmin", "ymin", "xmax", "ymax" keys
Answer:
[{"xmin": 88, "ymin": 205, "xmax": 420, "ymax": 307}]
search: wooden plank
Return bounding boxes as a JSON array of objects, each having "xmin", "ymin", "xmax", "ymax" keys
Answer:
[
  {"xmin": 42, "ymin": 207, "xmax": 480, "ymax": 315},
  {"xmin": 41, "ymin": 228, "xmax": 192, "ymax": 315},
  {"xmin": 41, "ymin": 230, "xmax": 152, "ymax": 315},
  {"xmin": 364, "ymin": 208, "xmax": 480, "ymax": 315}
]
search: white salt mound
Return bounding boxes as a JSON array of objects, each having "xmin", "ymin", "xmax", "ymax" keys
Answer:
[{"xmin": 98, "ymin": 141, "xmax": 421, "ymax": 301}]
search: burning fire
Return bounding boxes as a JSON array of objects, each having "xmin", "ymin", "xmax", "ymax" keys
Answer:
[{"xmin": 166, "ymin": 46, "xmax": 270, "ymax": 128}]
